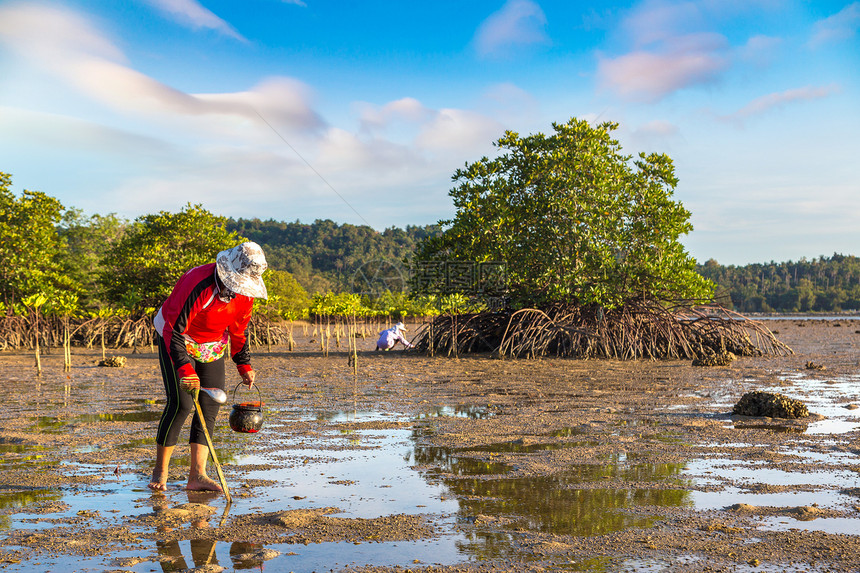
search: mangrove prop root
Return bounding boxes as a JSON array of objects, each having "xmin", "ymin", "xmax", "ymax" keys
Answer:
[{"xmin": 412, "ymin": 301, "xmax": 793, "ymax": 360}]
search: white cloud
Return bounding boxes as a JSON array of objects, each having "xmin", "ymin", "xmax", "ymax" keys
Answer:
[
  {"xmin": 196, "ymin": 77, "xmax": 325, "ymax": 132},
  {"xmin": 354, "ymin": 98, "xmax": 504, "ymax": 159},
  {"xmin": 479, "ymin": 83, "xmax": 541, "ymax": 125},
  {"xmin": 0, "ymin": 105, "xmax": 170, "ymax": 155},
  {"xmin": 810, "ymin": 2, "xmax": 860, "ymax": 47},
  {"xmin": 620, "ymin": 0, "xmax": 704, "ymax": 48},
  {"xmin": 600, "ymin": 1, "xmax": 791, "ymax": 102},
  {"xmin": 473, "ymin": 0, "xmax": 550, "ymax": 58},
  {"xmin": 416, "ymin": 109, "xmax": 504, "ymax": 156},
  {"xmin": 598, "ymin": 0, "xmax": 736, "ymax": 102},
  {"xmin": 720, "ymin": 85, "xmax": 840, "ymax": 123},
  {"xmin": 0, "ymin": 4, "xmax": 321, "ymax": 131},
  {"xmin": 144, "ymin": 0, "xmax": 245, "ymax": 40},
  {"xmin": 357, "ymin": 97, "xmax": 432, "ymax": 133},
  {"xmin": 0, "ymin": 3, "xmax": 124, "ymax": 62},
  {"xmin": 597, "ymin": 33, "xmax": 729, "ymax": 102}
]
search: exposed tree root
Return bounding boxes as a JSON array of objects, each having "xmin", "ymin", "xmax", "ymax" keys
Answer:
[{"xmin": 413, "ymin": 300, "xmax": 793, "ymax": 359}]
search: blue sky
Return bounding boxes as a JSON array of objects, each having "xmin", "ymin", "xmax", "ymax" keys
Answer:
[{"xmin": 0, "ymin": 0, "xmax": 857, "ymax": 265}]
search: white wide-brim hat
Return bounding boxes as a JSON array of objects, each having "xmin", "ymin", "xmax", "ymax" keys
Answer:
[
  {"xmin": 395, "ymin": 321, "xmax": 407, "ymax": 332},
  {"xmin": 216, "ymin": 242, "xmax": 268, "ymax": 299}
]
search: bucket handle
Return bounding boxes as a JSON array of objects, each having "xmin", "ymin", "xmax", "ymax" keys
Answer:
[{"xmin": 232, "ymin": 381, "xmax": 263, "ymax": 406}]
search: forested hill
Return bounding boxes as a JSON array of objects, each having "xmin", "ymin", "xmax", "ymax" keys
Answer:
[
  {"xmin": 697, "ymin": 254, "xmax": 860, "ymax": 313},
  {"xmin": 227, "ymin": 218, "xmax": 440, "ymax": 293},
  {"xmin": 226, "ymin": 217, "xmax": 858, "ymax": 313}
]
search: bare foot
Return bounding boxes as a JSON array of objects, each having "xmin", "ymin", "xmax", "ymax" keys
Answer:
[
  {"xmin": 187, "ymin": 475, "xmax": 223, "ymax": 492},
  {"xmin": 148, "ymin": 472, "xmax": 167, "ymax": 491}
]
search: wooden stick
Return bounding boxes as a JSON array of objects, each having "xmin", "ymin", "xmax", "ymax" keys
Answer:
[{"xmin": 193, "ymin": 390, "xmax": 232, "ymax": 504}]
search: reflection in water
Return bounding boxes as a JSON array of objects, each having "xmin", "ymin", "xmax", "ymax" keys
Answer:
[
  {"xmin": 154, "ymin": 491, "xmax": 235, "ymax": 571},
  {"xmin": 308, "ymin": 405, "xmax": 491, "ymax": 423},
  {"xmin": 416, "ymin": 405, "xmax": 492, "ymax": 420},
  {"xmin": 549, "ymin": 427, "xmax": 587, "ymax": 437},
  {"xmin": 414, "ymin": 442, "xmax": 692, "ymax": 542},
  {"xmin": 0, "ymin": 444, "xmax": 49, "ymax": 468},
  {"xmin": 415, "ymin": 445, "xmax": 512, "ymax": 475},
  {"xmin": 28, "ymin": 410, "xmax": 162, "ymax": 433},
  {"xmin": 76, "ymin": 411, "xmax": 164, "ymax": 423},
  {"xmin": 155, "ymin": 539, "xmax": 274, "ymax": 571},
  {"xmin": 29, "ymin": 416, "xmax": 67, "ymax": 433},
  {"xmin": 459, "ymin": 440, "xmax": 598, "ymax": 454},
  {"xmin": 733, "ymin": 423, "xmax": 806, "ymax": 433},
  {"xmin": 117, "ymin": 437, "xmax": 157, "ymax": 449},
  {"xmin": 229, "ymin": 541, "xmax": 266, "ymax": 570},
  {"xmin": 549, "ymin": 555, "xmax": 615, "ymax": 571},
  {"xmin": 0, "ymin": 488, "xmax": 62, "ymax": 511},
  {"xmin": 156, "ymin": 539, "xmax": 219, "ymax": 572}
]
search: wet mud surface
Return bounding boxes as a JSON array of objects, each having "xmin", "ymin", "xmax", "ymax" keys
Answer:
[{"xmin": 1, "ymin": 319, "xmax": 859, "ymax": 572}]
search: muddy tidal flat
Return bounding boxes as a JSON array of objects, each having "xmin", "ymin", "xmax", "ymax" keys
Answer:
[{"xmin": 1, "ymin": 319, "xmax": 860, "ymax": 572}]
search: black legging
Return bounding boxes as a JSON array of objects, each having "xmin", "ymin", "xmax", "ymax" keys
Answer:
[{"xmin": 155, "ymin": 334, "xmax": 226, "ymax": 447}]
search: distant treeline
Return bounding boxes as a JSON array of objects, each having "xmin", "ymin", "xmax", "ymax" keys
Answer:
[
  {"xmin": 227, "ymin": 218, "xmax": 440, "ymax": 294},
  {"xmin": 697, "ymin": 254, "xmax": 860, "ymax": 313},
  {"xmin": 227, "ymin": 219, "xmax": 860, "ymax": 314}
]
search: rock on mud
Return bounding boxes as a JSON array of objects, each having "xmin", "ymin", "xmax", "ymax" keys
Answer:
[
  {"xmin": 732, "ymin": 391, "xmax": 809, "ymax": 419},
  {"xmin": 692, "ymin": 350, "xmax": 735, "ymax": 367}
]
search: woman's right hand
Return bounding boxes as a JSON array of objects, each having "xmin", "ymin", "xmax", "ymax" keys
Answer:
[{"xmin": 179, "ymin": 373, "xmax": 200, "ymax": 394}]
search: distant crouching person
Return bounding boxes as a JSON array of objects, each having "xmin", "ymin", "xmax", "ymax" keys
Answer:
[{"xmin": 376, "ymin": 321, "xmax": 413, "ymax": 351}]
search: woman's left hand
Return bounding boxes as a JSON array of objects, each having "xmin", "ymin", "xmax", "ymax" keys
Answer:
[{"xmin": 240, "ymin": 369, "xmax": 256, "ymax": 388}]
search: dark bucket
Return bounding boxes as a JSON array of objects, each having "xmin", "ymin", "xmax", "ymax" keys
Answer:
[{"xmin": 229, "ymin": 383, "xmax": 264, "ymax": 433}]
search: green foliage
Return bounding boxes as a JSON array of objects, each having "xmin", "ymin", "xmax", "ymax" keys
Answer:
[
  {"xmin": 57, "ymin": 208, "xmax": 128, "ymax": 308},
  {"xmin": 309, "ymin": 292, "xmax": 365, "ymax": 318},
  {"xmin": 413, "ymin": 118, "xmax": 713, "ymax": 309},
  {"xmin": 99, "ymin": 204, "xmax": 246, "ymax": 312},
  {"xmin": 42, "ymin": 291, "xmax": 80, "ymax": 318},
  {"xmin": 304, "ymin": 291, "xmax": 446, "ymax": 320},
  {"xmin": 228, "ymin": 218, "xmax": 438, "ymax": 293},
  {"xmin": 254, "ymin": 269, "xmax": 311, "ymax": 319},
  {"xmin": 21, "ymin": 292, "xmax": 48, "ymax": 310},
  {"xmin": 0, "ymin": 172, "xmax": 71, "ymax": 305},
  {"xmin": 698, "ymin": 254, "xmax": 860, "ymax": 313}
]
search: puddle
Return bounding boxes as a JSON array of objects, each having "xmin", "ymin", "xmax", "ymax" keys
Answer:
[
  {"xmin": 315, "ymin": 410, "xmax": 398, "ymax": 422},
  {"xmin": 434, "ymin": 475, "xmax": 689, "ymax": 536},
  {"xmin": 415, "ymin": 445, "xmax": 513, "ymax": 475},
  {"xmin": 685, "ymin": 456, "xmax": 860, "ymax": 525},
  {"xmin": 805, "ymin": 419, "xmax": 860, "ymax": 434},
  {"xmin": 75, "ymin": 411, "xmax": 163, "ymax": 423},
  {"xmin": 0, "ymin": 411, "xmax": 697, "ymax": 569},
  {"xmin": 149, "ymin": 537, "xmax": 465, "ymax": 572},
  {"xmin": 708, "ymin": 373, "xmax": 860, "ymax": 436},
  {"xmin": 4, "ymin": 371, "xmax": 860, "ymax": 573},
  {"xmin": 0, "ymin": 489, "xmax": 62, "ymax": 511},
  {"xmin": 549, "ymin": 427, "xmax": 587, "ymax": 437},
  {"xmin": 732, "ymin": 423, "xmax": 806, "ymax": 433},
  {"xmin": 415, "ymin": 405, "xmax": 492, "ymax": 419},
  {"xmin": 772, "ymin": 374, "xmax": 860, "ymax": 410},
  {"xmin": 606, "ymin": 556, "xmax": 833, "ymax": 573},
  {"xmin": 757, "ymin": 515, "xmax": 860, "ymax": 535},
  {"xmin": 28, "ymin": 410, "xmax": 162, "ymax": 432},
  {"xmin": 0, "ymin": 444, "xmax": 47, "ymax": 466},
  {"xmin": 415, "ymin": 442, "xmax": 692, "ymax": 537},
  {"xmin": 457, "ymin": 440, "xmax": 590, "ymax": 454}
]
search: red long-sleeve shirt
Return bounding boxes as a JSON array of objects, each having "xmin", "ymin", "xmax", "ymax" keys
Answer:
[{"xmin": 153, "ymin": 263, "xmax": 253, "ymax": 379}]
